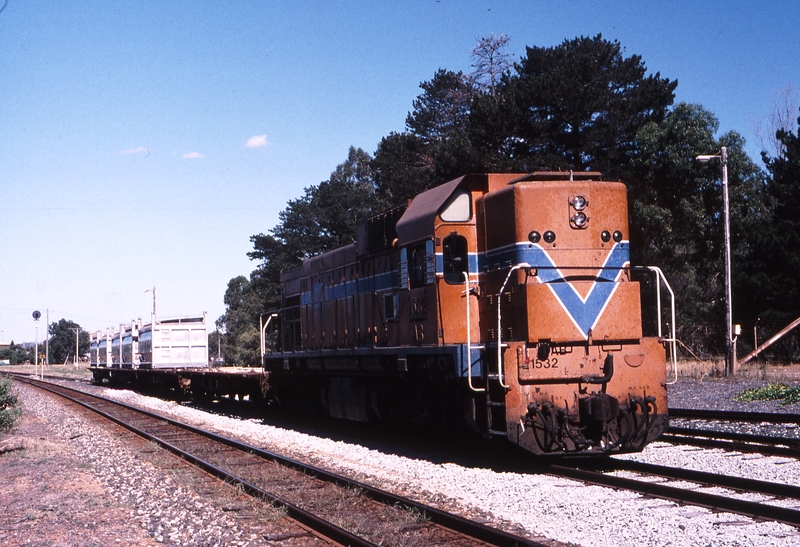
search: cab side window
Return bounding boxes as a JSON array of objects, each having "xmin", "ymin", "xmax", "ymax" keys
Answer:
[
  {"xmin": 408, "ymin": 243, "xmax": 427, "ymax": 289},
  {"xmin": 443, "ymin": 234, "xmax": 468, "ymax": 284}
]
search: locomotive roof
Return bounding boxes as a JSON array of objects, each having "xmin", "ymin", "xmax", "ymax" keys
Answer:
[
  {"xmin": 395, "ymin": 171, "xmax": 608, "ymax": 246},
  {"xmin": 395, "ymin": 175, "xmax": 466, "ymax": 246}
]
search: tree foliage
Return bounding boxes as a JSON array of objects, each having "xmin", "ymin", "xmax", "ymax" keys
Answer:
[
  {"xmin": 47, "ymin": 319, "xmax": 90, "ymax": 364},
  {"xmin": 217, "ymin": 33, "xmax": 800, "ymax": 360},
  {"xmin": 744, "ymin": 113, "xmax": 800, "ymax": 324},
  {"xmin": 471, "ymin": 34, "xmax": 677, "ymax": 175},
  {"xmin": 626, "ymin": 104, "xmax": 769, "ymax": 341},
  {"xmin": 372, "ymin": 132, "xmax": 435, "ymax": 205},
  {"xmin": 0, "ymin": 342, "xmax": 32, "ymax": 365},
  {"xmin": 218, "ymin": 147, "xmax": 382, "ymax": 365},
  {"xmin": 374, "ymin": 69, "xmax": 481, "ymax": 203},
  {"xmin": 215, "ymin": 275, "xmax": 263, "ymax": 367}
]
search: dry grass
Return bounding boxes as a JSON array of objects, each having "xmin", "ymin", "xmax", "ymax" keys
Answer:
[
  {"xmin": 1, "ymin": 362, "xmax": 93, "ymax": 381},
  {"xmin": 676, "ymin": 359, "xmax": 800, "ymax": 382}
]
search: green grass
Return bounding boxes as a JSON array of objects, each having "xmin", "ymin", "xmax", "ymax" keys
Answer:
[{"xmin": 734, "ymin": 383, "xmax": 800, "ymax": 405}]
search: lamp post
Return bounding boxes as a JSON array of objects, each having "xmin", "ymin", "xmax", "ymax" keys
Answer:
[
  {"xmin": 144, "ymin": 285, "xmax": 157, "ymax": 320},
  {"xmin": 696, "ymin": 146, "xmax": 735, "ymax": 376}
]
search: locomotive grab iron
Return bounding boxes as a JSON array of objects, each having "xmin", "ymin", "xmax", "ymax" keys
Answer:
[{"xmin": 264, "ymin": 172, "xmax": 671, "ymax": 456}]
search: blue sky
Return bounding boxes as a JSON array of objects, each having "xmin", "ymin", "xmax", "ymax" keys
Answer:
[{"xmin": 1, "ymin": 0, "xmax": 798, "ymax": 344}]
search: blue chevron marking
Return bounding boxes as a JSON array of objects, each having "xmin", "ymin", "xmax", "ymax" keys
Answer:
[{"xmin": 482, "ymin": 242, "xmax": 630, "ymax": 339}]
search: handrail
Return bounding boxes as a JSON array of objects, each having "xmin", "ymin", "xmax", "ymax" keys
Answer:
[
  {"xmin": 259, "ymin": 311, "xmax": 279, "ymax": 368},
  {"xmin": 463, "ymin": 271, "xmax": 484, "ymax": 392},
  {"xmin": 496, "ymin": 263, "xmax": 531, "ymax": 389},
  {"xmin": 644, "ymin": 266, "xmax": 678, "ymax": 385}
]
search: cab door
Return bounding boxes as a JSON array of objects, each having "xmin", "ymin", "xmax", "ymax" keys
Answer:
[
  {"xmin": 435, "ymin": 226, "xmax": 479, "ymax": 345},
  {"xmin": 433, "ymin": 187, "xmax": 480, "ymax": 346}
]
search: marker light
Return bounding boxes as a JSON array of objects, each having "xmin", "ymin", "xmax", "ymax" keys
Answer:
[
  {"xmin": 571, "ymin": 195, "xmax": 588, "ymax": 210},
  {"xmin": 613, "ymin": 230, "xmax": 623, "ymax": 242},
  {"xmin": 601, "ymin": 230, "xmax": 611, "ymax": 242},
  {"xmin": 571, "ymin": 212, "xmax": 588, "ymax": 228},
  {"xmin": 543, "ymin": 231, "xmax": 556, "ymax": 243},
  {"xmin": 528, "ymin": 231, "xmax": 541, "ymax": 243}
]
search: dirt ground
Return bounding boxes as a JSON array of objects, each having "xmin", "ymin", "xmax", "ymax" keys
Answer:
[{"xmin": 0, "ymin": 401, "xmax": 161, "ymax": 547}]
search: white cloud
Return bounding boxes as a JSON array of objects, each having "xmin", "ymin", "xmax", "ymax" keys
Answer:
[
  {"xmin": 182, "ymin": 151, "xmax": 205, "ymax": 159},
  {"xmin": 119, "ymin": 146, "xmax": 149, "ymax": 156},
  {"xmin": 245, "ymin": 134, "xmax": 269, "ymax": 148}
]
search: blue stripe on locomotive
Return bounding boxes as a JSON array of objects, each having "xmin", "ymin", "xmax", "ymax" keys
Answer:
[
  {"xmin": 300, "ymin": 271, "xmax": 399, "ymax": 305},
  {"xmin": 292, "ymin": 241, "xmax": 629, "ymax": 375}
]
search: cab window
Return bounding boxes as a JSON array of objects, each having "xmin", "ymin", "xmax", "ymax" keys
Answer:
[
  {"xmin": 439, "ymin": 189, "xmax": 472, "ymax": 222},
  {"xmin": 443, "ymin": 234, "xmax": 468, "ymax": 284}
]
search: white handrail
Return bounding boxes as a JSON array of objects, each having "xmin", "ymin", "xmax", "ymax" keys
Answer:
[
  {"xmin": 497, "ymin": 263, "xmax": 531, "ymax": 389},
  {"xmin": 260, "ymin": 313, "xmax": 278, "ymax": 368},
  {"xmin": 463, "ymin": 271, "xmax": 484, "ymax": 392},
  {"xmin": 646, "ymin": 266, "xmax": 678, "ymax": 385}
]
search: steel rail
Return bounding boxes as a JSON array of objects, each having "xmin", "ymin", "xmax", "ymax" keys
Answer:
[
  {"xmin": 660, "ymin": 431, "xmax": 800, "ymax": 459},
  {"xmin": 13, "ymin": 375, "xmax": 543, "ymax": 547},
  {"xmin": 601, "ymin": 459, "xmax": 800, "ymax": 499},
  {"xmin": 669, "ymin": 425, "xmax": 800, "ymax": 445},
  {"xmin": 15, "ymin": 376, "xmax": 373, "ymax": 547},
  {"xmin": 669, "ymin": 407, "xmax": 800, "ymax": 424},
  {"xmin": 668, "ymin": 425, "xmax": 800, "ymax": 448},
  {"xmin": 547, "ymin": 464, "xmax": 800, "ymax": 528}
]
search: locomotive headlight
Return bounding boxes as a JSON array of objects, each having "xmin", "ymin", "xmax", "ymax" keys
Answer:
[
  {"xmin": 571, "ymin": 195, "xmax": 588, "ymax": 211},
  {"xmin": 528, "ymin": 231, "xmax": 541, "ymax": 243},
  {"xmin": 570, "ymin": 212, "xmax": 588, "ymax": 228}
]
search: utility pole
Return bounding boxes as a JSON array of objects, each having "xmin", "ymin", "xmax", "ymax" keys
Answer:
[
  {"xmin": 144, "ymin": 285, "xmax": 157, "ymax": 320},
  {"xmin": 71, "ymin": 327, "xmax": 80, "ymax": 368},
  {"xmin": 45, "ymin": 309, "xmax": 49, "ymax": 366},
  {"xmin": 696, "ymin": 147, "xmax": 736, "ymax": 376}
]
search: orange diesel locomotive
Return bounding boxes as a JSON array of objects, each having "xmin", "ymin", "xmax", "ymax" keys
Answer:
[{"xmin": 264, "ymin": 172, "xmax": 669, "ymax": 456}]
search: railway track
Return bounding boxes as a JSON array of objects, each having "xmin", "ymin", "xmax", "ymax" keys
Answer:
[
  {"xmin": 665, "ymin": 407, "xmax": 800, "ymax": 458},
  {"xmin": 669, "ymin": 408, "xmax": 800, "ymax": 424},
  {"xmin": 9, "ymin": 374, "xmax": 543, "ymax": 547},
  {"xmin": 545, "ymin": 457, "xmax": 800, "ymax": 528},
  {"xmin": 526, "ymin": 407, "xmax": 800, "ymax": 528}
]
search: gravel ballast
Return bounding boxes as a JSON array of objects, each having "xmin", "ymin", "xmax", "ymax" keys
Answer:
[
  {"xmin": 7, "ymin": 376, "xmax": 800, "ymax": 546},
  {"xmin": 2, "ymin": 384, "xmax": 318, "ymax": 547}
]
